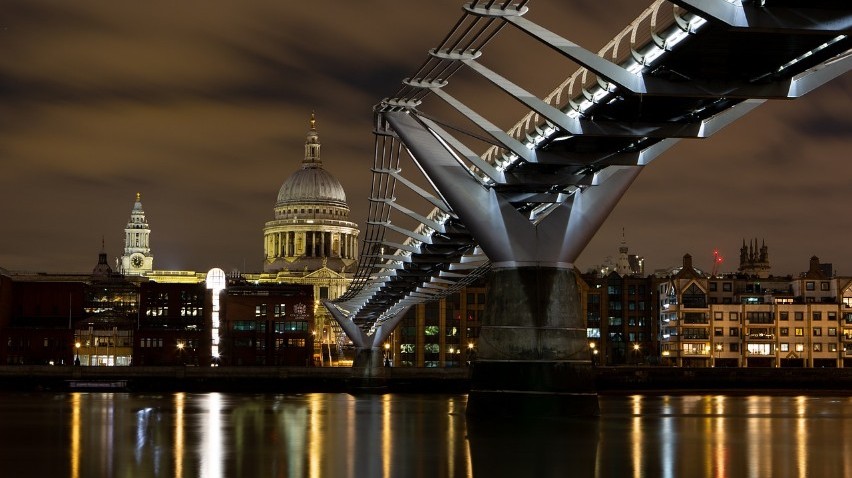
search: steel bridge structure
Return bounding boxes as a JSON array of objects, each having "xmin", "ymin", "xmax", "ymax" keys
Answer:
[{"xmin": 326, "ymin": 0, "xmax": 851, "ymax": 415}]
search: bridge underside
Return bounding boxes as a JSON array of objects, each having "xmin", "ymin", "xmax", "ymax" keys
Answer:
[{"xmin": 329, "ymin": 0, "xmax": 852, "ymax": 416}]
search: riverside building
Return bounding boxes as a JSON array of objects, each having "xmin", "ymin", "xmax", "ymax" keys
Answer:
[{"xmin": 659, "ymin": 254, "xmax": 852, "ymax": 368}]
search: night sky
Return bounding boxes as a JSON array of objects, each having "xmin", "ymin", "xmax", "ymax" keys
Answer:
[{"xmin": 1, "ymin": 1, "xmax": 850, "ymax": 277}]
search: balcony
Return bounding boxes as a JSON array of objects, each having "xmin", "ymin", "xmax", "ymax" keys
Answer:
[
  {"xmin": 682, "ymin": 313, "xmax": 709, "ymax": 325},
  {"xmin": 747, "ymin": 333, "xmax": 775, "ymax": 341}
]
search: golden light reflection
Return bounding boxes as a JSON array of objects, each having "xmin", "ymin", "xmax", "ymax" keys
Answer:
[
  {"xmin": 308, "ymin": 394, "xmax": 323, "ymax": 478},
  {"xmin": 71, "ymin": 393, "xmax": 81, "ymax": 478},
  {"xmin": 174, "ymin": 393, "xmax": 185, "ymax": 478},
  {"xmin": 346, "ymin": 395, "xmax": 356, "ymax": 477},
  {"xmin": 745, "ymin": 396, "xmax": 773, "ymax": 478},
  {"xmin": 712, "ymin": 396, "xmax": 727, "ymax": 478},
  {"xmin": 795, "ymin": 396, "xmax": 807, "ymax": 478},
  {"xmin": 702, "ymin": 396, "xmax": 713, "ymax": 478},
  {"xmin": 382, "ymin": 394, "xmax": 392, "ymax": 478},
  {"xmin": 630, "ymin": 395, "xmax": 643, "ymax": 478}
]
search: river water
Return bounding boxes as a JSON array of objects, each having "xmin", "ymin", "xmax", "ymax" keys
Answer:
[{"xmin": 1, "ymin": 392, "xmax": 851, "ymax": 477}]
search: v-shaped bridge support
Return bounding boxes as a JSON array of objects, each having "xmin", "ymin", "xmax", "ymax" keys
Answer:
[{"xmin": 384, "ymin": 111, "xmax": 657, "ymax": 416}]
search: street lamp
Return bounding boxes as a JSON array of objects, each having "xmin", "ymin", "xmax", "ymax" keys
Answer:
[
  {"xmin": 75, "ymin": 342, "xmax": 81, "ymax": 366},
  {"xmin": 632, "ymin": 343, "xmax": 640, "ymax": 365},
  {"xmin": 383, "ymin": 342, "xmax": 391, "ymax": 367}
]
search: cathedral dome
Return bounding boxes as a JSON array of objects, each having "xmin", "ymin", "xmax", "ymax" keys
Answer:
[
  {"xmin": 276, "ymin": 165, "xmax": 347, "ymax": 208},
  {"xmin": 274, "ymin": 115, "xmax": 347, "ymax": 209}
]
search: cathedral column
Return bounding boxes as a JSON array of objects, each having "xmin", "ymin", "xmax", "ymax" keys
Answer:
[
  {"xmin": 283, "ymin": 232, "xmax": 288, "ymax": 258},
  {"xmin": 320, "ymin": 231, "xmax": 326, "ymax": 257}
]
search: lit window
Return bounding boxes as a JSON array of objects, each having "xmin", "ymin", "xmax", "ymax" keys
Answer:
[{"xmin": 795, "ymin": 343, "xmax": 804, "ymax": 352}]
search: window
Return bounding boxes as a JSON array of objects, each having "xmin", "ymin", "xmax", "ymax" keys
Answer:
[
  {"xmin": 820, "ymin": 282, "xmax": 830, "ymax": 291},
  {"xmin": 828, "ymin": 312, "xmax": 837, "ymax": 321},
  {"xmin": 780, "ymin": 328, "xmax": 789, "ymax": 337},
  {"xmin": 255, "ymin": 304, "xmax": 267, "ymax": 318},
  {"xmin": 795, "ymin": 312, "xmax": 804, "ymax": 321},
  {"xmin": 714, "ymin": 328, "xmax": 723, "ymax": 337},
  {"xmin": 723, "ymin": 282, "xmax": 732, "ymax": 292},
  {"xmin": 729, "ymin": 327, "xmax": 740, "ymax": 337},
  {"xmin": 234, "ymin": 321, "xmax": 255, "ymax": 331},
  {"xmin": 829, "ymin": 327, "xmax": 837, "ymax": 337},
  {"xmin": 794, "ymin": 328, "xmax": 804, "ymax": 337},
  {"xmin": 730, "ymin": 312, "xmax": 739, "ymax": 321},
  {"xmin": 274, "ymin": 304, "xmax": 286, "ymax": 318},
  {"xmin": 813, "ymin": 312, "xmax": 822, "ymax": 321},
  {"xmin": 747, "ymin": 312, "xmax": 773, "ymax": 324},
  {"xmin": 780, "ymin": 311, "xmax": 789, "ymax": 321},
  {"xmin": 682, "ymin": 284, "xmax": 707, "ymax": 308},
  {"xmin": 780, "ymin": 343, "xmax": 789, "ymax": 352},
  {"xmin": 813, "ymin": 327, "xmax": 822, "ymax": 336},
  {"xmin": 747, "ymin": 343, "xmax": 772, "ymax": 356},
  {"xmin": 806, "ymin": 282, "xmax": 815, "ymax": 291},
  {"xmin": 813, "ymin": 343, "xmax": 823, "ymax": 352},
  {"xmin": 730, "ymin": 343, "xmax": 739, "ymax": 352},
  {"xmin": 795, "ymin": 343, "xmax": 805, "ymax": 352},
  {"xmin": 829, "ymin": 343, "xmax": 838, "ymax": 352},
  {"xmin": 709, "ymin": 282, "xmax": 717, "ymax": 292},
  {"xmin": 682, "ymin": 343, "xmax": 707, "ymax": 355},
  {"xmin": 714, "ymin": 312, "xmax": 723, "ymax": 320}
]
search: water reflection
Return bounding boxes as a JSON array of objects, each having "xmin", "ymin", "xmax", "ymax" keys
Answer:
[{"xmin": 0, "ymin": 392, "xmax": 851, "ymax": 477}]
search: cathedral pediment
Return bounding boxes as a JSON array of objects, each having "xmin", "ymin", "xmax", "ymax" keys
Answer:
[{"xmin": 305, "ymin": 267, "xmax": 344, "ymax": 280}]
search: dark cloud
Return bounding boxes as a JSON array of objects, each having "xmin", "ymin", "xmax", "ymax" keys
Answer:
[{"xmin": 0, "ymin": 0, "xmax": 849, "ymax": 277}]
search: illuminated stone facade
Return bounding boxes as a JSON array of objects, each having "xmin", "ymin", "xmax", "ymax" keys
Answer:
[
  {"xmin": 120, "ymin": 193, "xmax": 154, "ymax": 275},
  {"xmin": 253, "ymin": 115, "xmax": 361, "ymax": 365}
]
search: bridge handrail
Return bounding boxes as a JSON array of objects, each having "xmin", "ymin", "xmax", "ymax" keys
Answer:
[{"xmin": 482, "ymin": 1, "xmax": 691, "ymax": 167}]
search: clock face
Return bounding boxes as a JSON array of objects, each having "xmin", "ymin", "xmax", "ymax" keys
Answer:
[{"xmin": 131, "ymin": 255, "xmax": 144, "ymax": 268}]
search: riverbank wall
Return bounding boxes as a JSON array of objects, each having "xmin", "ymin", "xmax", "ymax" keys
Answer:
[{"xmin": 1, "ymin": 365, "xmax": 852, "ymax": 394}]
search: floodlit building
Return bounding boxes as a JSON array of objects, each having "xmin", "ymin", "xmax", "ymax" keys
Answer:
[
  {"xmin": 119, "ymin": 193, "xmax": 154, "ymax": 275},
  {"xmin": 659, "ymin": 254, "xmax": 852, "ymax": 368},
  {"xmin": 248, "ymin": 114, "xmax": 360, "ymax": 365}
]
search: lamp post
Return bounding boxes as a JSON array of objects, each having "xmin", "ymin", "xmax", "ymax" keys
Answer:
[
  {"xmin": 177, "ymin": 341, "xmax": 185, "ymax": 365},
  {"xmin": 74, "ymin": 342, "xmax": 81, "ymax": 366},
  {"xmin": 632, "ymin": 343, "xmax": 640, "ymax": 365},
  {"xmin": 383, "ymin": 342, "xmax": 391, "ymax": 367},
  {"xmin": 589, "ymin": 341, "xmax": 597, "ymax": 366},
  {"xmin": 715, "ymin": 343, "xmax": 723, "ymax": 367}
]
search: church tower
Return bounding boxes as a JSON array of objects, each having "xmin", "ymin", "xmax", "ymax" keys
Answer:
[
  {"xmin": 738, "ymin": 238, "xmax": 770, "ymax": 278},
  {"xmin": 120, "ymin": 193, "xmax": 154, "ymax": 275}
]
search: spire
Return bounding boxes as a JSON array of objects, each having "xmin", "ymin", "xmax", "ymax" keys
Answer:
[
  {"xmin": 303, "ymin": 112, "xmax": 322, "ymax": 168},
  {"xmin": 136, "ymin": 192, "xmax": 141, "ymax": 203},
  {"xmin": 92, "ymin": 237, "xmax": 113, "ymax": 277}
]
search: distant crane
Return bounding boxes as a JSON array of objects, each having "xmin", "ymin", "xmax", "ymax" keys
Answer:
[{"xmin": 711, "ymin": 249, "xmax": 724, "ymax": 277}]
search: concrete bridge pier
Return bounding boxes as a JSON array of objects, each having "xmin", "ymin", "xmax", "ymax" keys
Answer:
[
  {"xmin": 348, "ymin": 347, "xmax": 389, "ymax": 392},
  {"xmin": 467, "ymin": 266, "xmax": 598, "ymax": 418}
]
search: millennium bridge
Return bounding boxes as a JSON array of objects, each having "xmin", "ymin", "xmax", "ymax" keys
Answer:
[{"xmin": 325, "ymin": 0, "xmax": 852, "ymax": 416}]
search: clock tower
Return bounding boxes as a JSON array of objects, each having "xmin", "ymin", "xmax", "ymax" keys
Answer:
[{"xmin": 120, "ymin": 192, "xmax": 154, "ymax": 275}]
